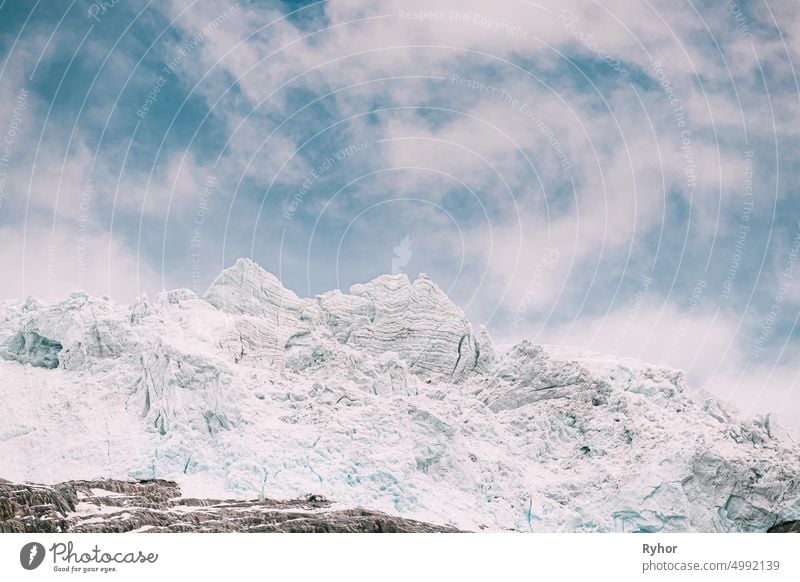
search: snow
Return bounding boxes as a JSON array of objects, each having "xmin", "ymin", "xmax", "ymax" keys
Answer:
[
  {"xmin": 0, "ymin": 258, "xmax": 798, "ymax": 532},
  {"xmin": 74, "ymin": 503, "xmax": 127, "ymax": 516},
  {"xmin": 89, "ymin": 488, "xmax": 125, "ymax": 498}
]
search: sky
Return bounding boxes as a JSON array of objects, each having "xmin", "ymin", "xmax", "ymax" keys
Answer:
[{"xmin": 0, "ymin": 0, "xmax": 799, "ymax": 432}]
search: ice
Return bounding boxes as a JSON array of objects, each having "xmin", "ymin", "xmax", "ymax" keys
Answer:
[{"xmin": 0, "ymin": 258, "xmax": 798, "ymax": 532}]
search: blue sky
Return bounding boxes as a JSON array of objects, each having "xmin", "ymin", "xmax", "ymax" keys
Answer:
[{"xmin": 0, "ymin": 0, "xmax": 799, "ymax": 431}]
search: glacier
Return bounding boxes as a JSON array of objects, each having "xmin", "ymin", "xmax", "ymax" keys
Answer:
[{"xmin": 0, "ymin": 257, "xmax": 798, "ymax": 532}]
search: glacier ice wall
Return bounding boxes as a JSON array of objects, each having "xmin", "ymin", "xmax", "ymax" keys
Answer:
[{"xmin": 0, "ymin": 258, "xmax": 798, "ymax": 532}]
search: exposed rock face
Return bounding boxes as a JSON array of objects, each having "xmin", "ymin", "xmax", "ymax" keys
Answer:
[
  {"xmin": 0, "ymin": 478, "xmax": 459, "ymax": 533},
  {"xmin": 0, "ymin": 258, "xmax": 798, "ymax": 532},
  {"xmin": 768, "ymin": 521, "xmax": 800, "ymax": 533}
]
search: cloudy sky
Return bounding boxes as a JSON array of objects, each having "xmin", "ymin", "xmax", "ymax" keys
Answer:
[{"xmin": 0, "ymin": 0, "xmax": 799, "ymax": 431}]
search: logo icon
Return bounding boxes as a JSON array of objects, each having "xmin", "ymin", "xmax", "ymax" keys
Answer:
[
  {"xmin": 20, "ymin": 542, "xmax": 46, "ymax": 570},
  {"xmin": 391, "ymin": 235, "xmax": 413, "ymax": 275}
]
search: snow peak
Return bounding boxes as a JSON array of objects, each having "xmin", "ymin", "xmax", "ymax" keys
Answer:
[{"xmin": 50, "ymin": 542, "xmax": 158, "ymax": 565}]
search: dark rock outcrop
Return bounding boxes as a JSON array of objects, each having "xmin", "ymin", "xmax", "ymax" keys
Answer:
[
  {"xmin": 767, "ymin": 521, "xmax": 800, "ymax": 533},
  {"xmin": 0, "ymin": 478, "xmax": 460, "ymax": 533}
]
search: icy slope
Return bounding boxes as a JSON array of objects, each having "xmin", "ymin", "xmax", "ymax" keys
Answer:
[{"xmin": 0, "ymin": 258, "xmax": 798, "ymax": 532}]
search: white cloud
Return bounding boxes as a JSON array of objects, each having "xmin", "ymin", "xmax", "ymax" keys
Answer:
[{"xmin": 0, "ymin": 223, "xmax": 163, "ymax": 302}]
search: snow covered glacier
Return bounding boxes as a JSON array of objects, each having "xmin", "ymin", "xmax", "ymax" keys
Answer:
[{"xmin": 0, "ymin": 258, "xmax": 798, "ymax": 532}]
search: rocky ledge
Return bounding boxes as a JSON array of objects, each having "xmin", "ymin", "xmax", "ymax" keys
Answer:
[
  {"xmin": 767, "ymin": 521, "xmax": 800, "ymax": 533},
  {"xmin": 0, "ymin": 478, "xmax": 460, "ymax": 533}
]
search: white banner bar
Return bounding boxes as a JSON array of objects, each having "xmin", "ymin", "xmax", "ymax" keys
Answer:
[{"xmin": 0, "ymin": 533, "xmax": 797, "ymax": 581}]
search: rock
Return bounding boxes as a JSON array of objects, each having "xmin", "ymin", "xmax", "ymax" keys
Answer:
[
  {"xmin": 0, "ymin": 478, "xmax": 460, "ymax": 533},
  {"xmin": 768, "ymin": 521, "xmax": 800, "ymax": 533}
]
